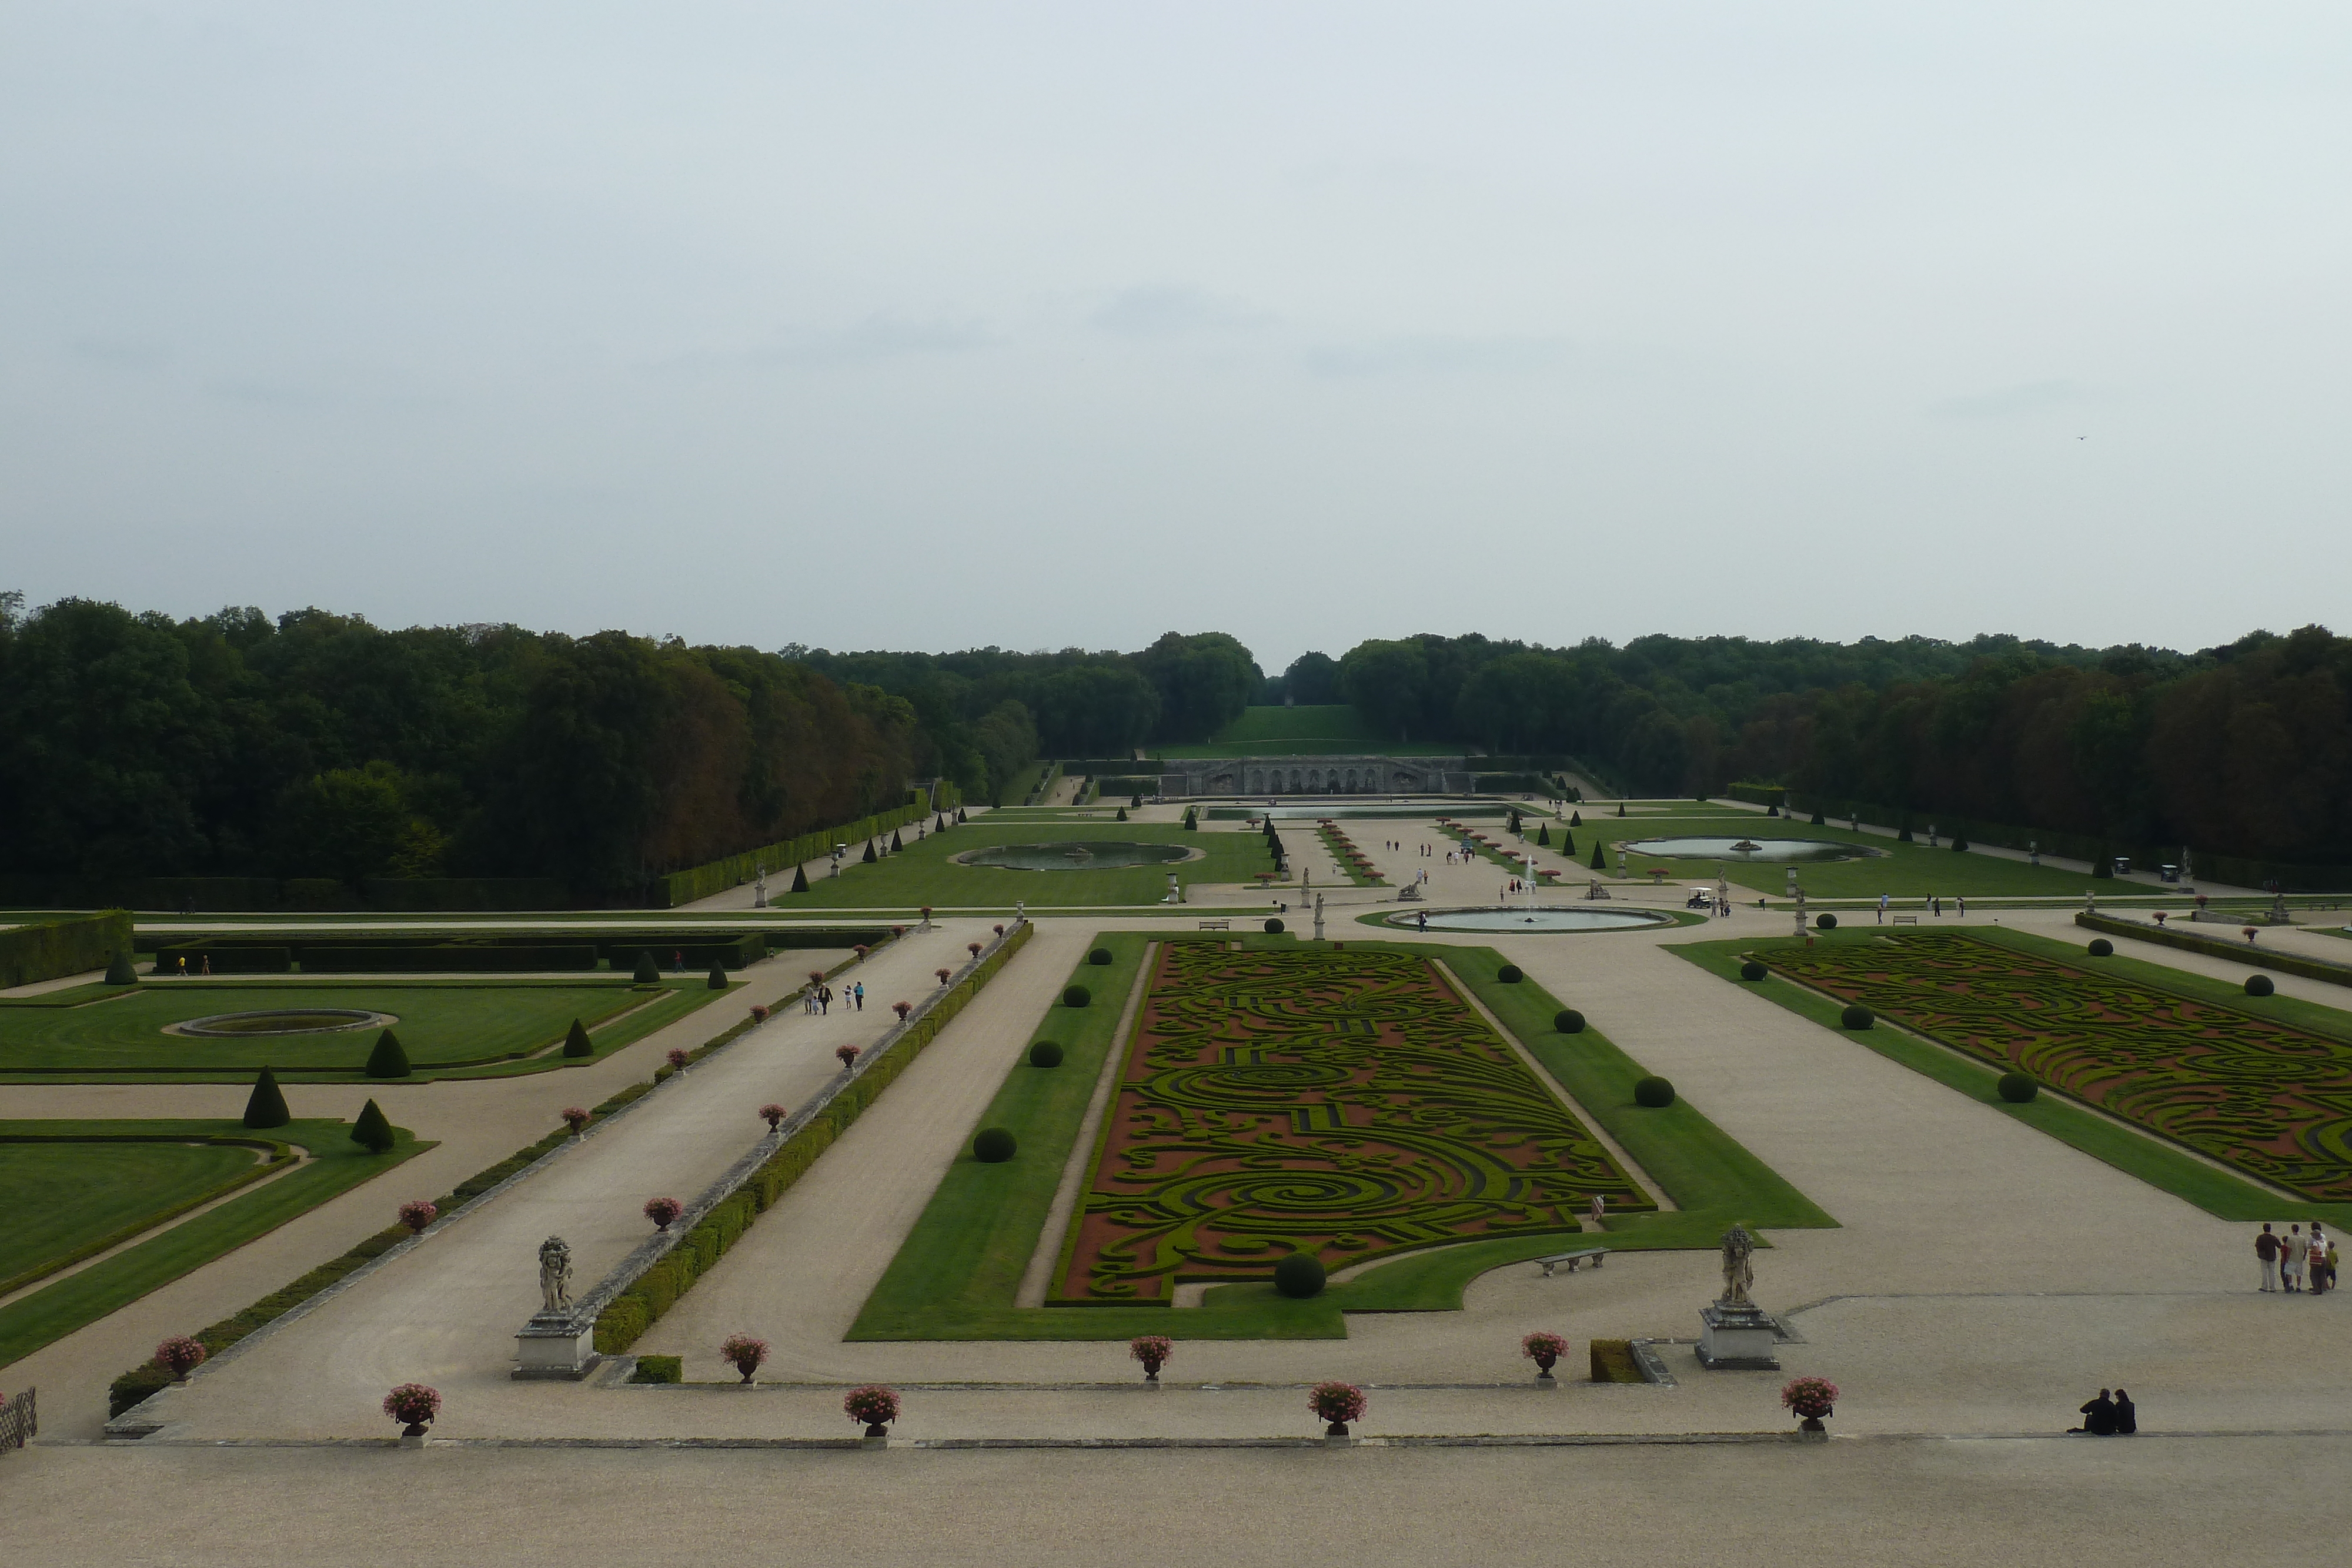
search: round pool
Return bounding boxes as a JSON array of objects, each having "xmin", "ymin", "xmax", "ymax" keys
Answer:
[
  {"xmin": 1622, "ymin": 836, "xmax": 1883, "ymax": 863},
  {"xmin": 955, "ymin": 841, "xmax": 1198, "ymax": 871},
  {"xmin": 172, "ymin": 1008, "xmax": 393, "ymax": 1037},
  {"xmin": 1380, "ymin": 906, "xmax": 1674, "ymax": 934}
]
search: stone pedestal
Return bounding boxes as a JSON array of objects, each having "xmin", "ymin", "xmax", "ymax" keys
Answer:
[
  {"xmin": 1696, "ymin": 1304, "xmax": 1780, "ymax": 1371},
  {"xmin": 512, "ymin": 1313, "xmax": 600, "ymax": 1380}
]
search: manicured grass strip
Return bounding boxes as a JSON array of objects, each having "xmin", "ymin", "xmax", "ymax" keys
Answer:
[
  {"xmin": 0, "ymin": 1118, "xmax": 429, "ymax": 1373},
  {"xmin": 1669, "ymin": 930, "xmax": 2352, "ymax": 1229},
  {"xmin": 761, "ymin": 820, "xmax": 1274, "ymax": 912},
  {"xmin": 0, "ymin": 1128, "xmax": 293, "ymax": 1293}
]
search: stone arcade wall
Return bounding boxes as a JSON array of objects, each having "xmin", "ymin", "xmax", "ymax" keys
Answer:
[{"xmin": 1157, "ymin": 755, "xmax": 1474, "ymax": 796}]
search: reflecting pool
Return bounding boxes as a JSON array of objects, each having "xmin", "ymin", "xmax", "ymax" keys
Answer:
[
  {"xmin": 1379, "ymin": 907, "xmax": 1674, "ymax": 933},
  {"xmin": 1623, "ymin": 837, "xmax": 1883, "ymax": 863}
]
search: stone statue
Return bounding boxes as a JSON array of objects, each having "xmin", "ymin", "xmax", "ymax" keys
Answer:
[
  {"xmin": 537, "ymin": 1235, "xmax": 574, "ymax": 1315},
  {"xmin": 1716, "ymin": 1223, "xmax": 1756, "ymax": 1309}
]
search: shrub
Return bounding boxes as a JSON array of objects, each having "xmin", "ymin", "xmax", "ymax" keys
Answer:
[
  {"xmin": 1265, "ymin": 918, "xmax": 1285, "ymax": 934},
  {"xmin": 1569, "ymin": 811, "xmax": 1582, "ymax": 827},
  {"xmin": 242, "ymin": 1068, "xmax": 290, "ymax": 1130},
  {"xmin": 105, "ymin": 951, "xmax": 137, "ymax": 986},
  {"xmin": 1996, "ymin": 1072, "xmax": 2039, "ymax": 1104},
  {"xmin": 397, "ymin": 1199, "xmax": 437, "ymax": 1234},
  {"xmin": 2091, "ymin": 854, "xmax": 2113, "ymax": 880},
  {"xmin": 563, "ymin": 1018, "xmax": 593, "ymax": 1058},
  {"xmin": 890, "ymin": 830, "xmax": 904, "ymax": 852},
  {"xmin": 2244, "ymin": 973, "xmax": 2276, "ymax": 997},
  {"xmin": 644, "ymin": 1197, "xmax": 684, "ymax": 1231},
  {"xmin": 973, "ymin": 1126, "xmax": 1017, "ymax": 1162},
  {"xmin": 720, "ymin": 1333, "xmax": 770, "ymax": 1383},
  {"xmin": 363, "ymin": 1028, "xmax": 410, "ymax": 1078},
  {"xmin": 1633, "ymin": 1076, "xmax": 1675, "ymax": 1108},
  {"xmin": 1029, "ymin": 1040, "xmax": 1064, "ymax": 1068},
  {"xmin": 1554, "ymin": 1009, "xmax": 1585, "ymax": 1034},
  {"xmin": 1840, "ymin": 1004, "xmax": 1874, "ymax": 1029},
  {"xmin": 1115, "ymin": 807, "xmax": 1129, "ymax": 821},
  {"xmin": 1273, "ymin": 1251, "xmax": 1327, "ymax": 1298},
  {"xmin": 383, "ymin": 1382, "xmax": 441, "ymax": 1434},
  {"xmin": 155, "ymin": 1335, "xmax": 207, "ymax": 1379},
  {"xmin": 1589, "ymin": 841, "xmax": 1606, "ymax": 870},
  {"xmin": 1951, "ymin": 833, "xmax": 1970, "ymax": 852},
  {"xmin": 2087, "ymin": 939, "xmax": 2114, "ymax": 958},
  {"xmin": 350, "ymin": 1098, "xmax": 396, "ymax": 1153},
  {"xmin": 861, "ymin": 840, "xmax": 877, "ymax": 864},
  {"xmin": 1496, "ymin": 964, "xmax": 1524, "ymax": 984},
  {"xmin": 1182, "ymin": 807, "xmax": 1197, "ymax": 830},
  {"xmin": 561, "ymin": 1106, "xmax": 590, "ymax": 1134},
  {"xmin": 1309, "ymin": 1380, "xmax": 1367, "ymax": 1426},
  {"xmin": 633, "ymin": 951, "xmax": 660, "ymax": 984},
  {"xmin": 1809, "ymin": 811, "xmax": 1826, "ymax": 825},
  {"xmin": 1740, "ymin": 960, "xmax": 1768, "ymax": 981},
  {"xmin": 706, "ymin": 964, "xmax": 727, "ymax": 989},
  {"xmin": 759, "ymin": 1102, "xmax": 786, "ymax": 1131},
  {"xmin": 790, "ymin": 865, "xmax": 809, "ymax": 893},
  {"xmin": 1589, "ymin": 1338, "xmax": 1642, "ymax": 1383},
  {"xmin": 630, "ymin": 1355, "xmax": 682, "ymax": 1384},
  {"xmin": 844, "ymin": 1385, "xmax": 899, "ymax": 1429},
  {"xmin": 1089, "ymin": 947, "xmax": 1113, "ymax": 965},
  {"xmin": 1063, "ymin": 984, "xmax": 1091, "ymax": 1008},
  {"xmin": 1815, "ymin": 912, "xmax": 1837, "ymax": 930}
]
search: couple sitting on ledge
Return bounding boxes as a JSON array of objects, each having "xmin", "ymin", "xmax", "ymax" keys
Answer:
[{"xmin": 2070, "ymin": 1388, "xmax": 2138, "ymax": 1435}]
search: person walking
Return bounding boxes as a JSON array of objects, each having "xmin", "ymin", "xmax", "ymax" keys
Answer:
[
  {"xmin": 2257, "ymin": 1224, "xmax": 2281, "ymax": 1292},
  {"xmin": 2112, "ymin": 1389, "xmax": 2137, "ymax": 1435},
  {"xmin": 2283, "ymin": 1224, "xmax": 2307, "ymax": 1292},
  {"xmin": 818, "ymin": 984, "xmax": 831, "ymax": 1017},
  {"xmin": 1957, "ymin": 895, "xmax": 1967, "ymax": 917},
  {"xmin": 853, "ymin": 981, "xmax": 864, "ymax": 1012},
  {"xmin": 2308, "ymin": 1225, "xmax": 2331, "ymax": 1295},
  {"xmin": 1878, "ymin": 894, "xmax": 1889, "ymax": 924}
]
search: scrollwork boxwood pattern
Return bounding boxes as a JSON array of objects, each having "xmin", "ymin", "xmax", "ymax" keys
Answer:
[
  {"xmin": 1050, "ymin": 944, "xmax": 1649, "ymax": 1302},
  {"xmin": 1765, "ymin": 932, "xmax": 2352, "ymax": 1201}
]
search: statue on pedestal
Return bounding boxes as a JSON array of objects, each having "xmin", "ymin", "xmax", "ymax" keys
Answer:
[
  {"xmin": 537, "ymin": 1236, "xmax": 574, "ymax": 1315},
  {"xmin": 1695, "ymin": 1221, "xmax": 1778, "ymax": 1370},
  {"xmin": 1717, "ymin": 1223, "xmax": 1756, "ymax": 1309}
]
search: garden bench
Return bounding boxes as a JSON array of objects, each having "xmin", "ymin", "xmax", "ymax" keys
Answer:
[
  {"xmin": 1535, "ymin": 1247, "xmax": 1609, "ymax": 1276},
  {"xmin": 1197, "ymin": 919, "xmax": 1231, "ymax": 931},
  {"xmin": 1890, "ymin": 914, "xmax": 1918, "ymax": 925}
]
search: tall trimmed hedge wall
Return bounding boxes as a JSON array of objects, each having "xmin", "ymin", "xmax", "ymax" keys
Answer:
[
  {"xmin": 653, "ymin": 789, "xmax": 958, "ymax": 908},
  {"xmin": 2074, "ymin": 911, "xmax": 2352, "ymax": 989},
  {"xmin": 0, "ymin": 910, "xmax": 133, "ymax": 988},
  {"xmin": 593, "ymin": 920, "xmax": 1034, "ymax": 1354}
]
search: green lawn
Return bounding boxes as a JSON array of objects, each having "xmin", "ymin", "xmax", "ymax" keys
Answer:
[
  {"xmin": 1157, "ymin": 705, "xmax": 1460, "ymax": 758},
  {"xmin": 1669, "ymin": 927, "xmax": 2352, "ymax": 1229},
  {"xmin": 0, "ymin": 977, "xmax": 719, "ymax": 1082},
  {"xmin": 850, "ymin": 932, "xmax": 1830, "ymax": 1341},
  {"xmin": 763, "ymin": 820, "xmax": 1274, "ymax": 911},
  {"xmin": 0, "ymin": 1135, "xmax": 279, "ymax": 1293},
  {"xmin": 0, "ymin": 1116, "xmax": 429, "ymax": 1372}
]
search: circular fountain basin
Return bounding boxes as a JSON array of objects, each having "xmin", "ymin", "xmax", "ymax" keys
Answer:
[
  {"xmin": 1381, "ymin": 907, "xmax": 1674, "ymax": 934},
  {"xmin": 1623, "ymin": 836, "xmax": 1883, "ymax": 863},
  {"xmin": 954, "ymin": 841, "xmax": 1199, "ymax": 871},
  {"xmin": 171, "ymin": 1008, "xmax": 393, "ymax": 1038}
]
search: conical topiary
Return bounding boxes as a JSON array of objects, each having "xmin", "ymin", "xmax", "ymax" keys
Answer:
[
  {"xmin": 957, "ymin": 808, "xmax": 967, "ymax": 823},
  {"xmin": 1182, "ymin": 807, "xmax": 1197, "ymax": 831},
  {"xmin": 350, "ymin": 1097, "xmax": 395, "ymax": 1154},
  {"xmin": 1115, "ymin": 807, "xmax": 1129, "ymax": 821},
  {"xmin": 1569, "ymin": 811, "xmax": 1581, "ymax": 827},
  {"xmin": 1536, "ymin": 823, "xmax": 1551, "ymax": 845},
  {"xmin": 706, "ymin": 963, "xmax": 727, "ymax": 989},
  {"xmin": 243, "ymin": 1068, "xmax": 290, "ymax": 1129},
  {"xmin": 1562, "ymin": 831, "xmax": 1576, "ymax": 857},
  {"xmin": 633, "ymin": 951, "xmax": 659, "ymax": 985},
  {"xmin": 1897, "ymin": 823, "xmax": 1914, "ymax": 842},
  {"xmin": 790, "ymin": 864, "xmax": 809, "ymax": 893},
  {"xmin": 104, "ymin": 951, "xmax": 136, "ymax": 985},
  {"xmin": 890, "ymin": 830, "xmax": 903, "ymax": 852},
  {"xmin": 1809, "ymin": 810, "xmax": 1826, "ymax": 825},
  {"xmin": 1616, "ymin": 803, "xmax": 1626, "ymax": 817},
  {"xmin": 2091, "ymin": 851, "xmax": 2113, "ymax": 879},
  {"xmin": 1589, "ymin": 840, "xmax": 1606, "ymax": 871},
  {"xmin": 862, "ymin": 840, "xmax": 877, "ymax": 864},
  {"xmin": 563, "ymin": 1018, "xmax": 593, "ymax": 1057},
  {"xmin": 364, "ymin": 1028, "xmax": 410, "ymax": 1079}
]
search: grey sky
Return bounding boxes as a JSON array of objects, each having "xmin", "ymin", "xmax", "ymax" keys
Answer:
[{"xmin": 4, "ymin": 1, "xmax": 2346, "ymax": 671}]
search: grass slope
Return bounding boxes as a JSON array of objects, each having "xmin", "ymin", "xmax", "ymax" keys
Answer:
[
  {"xmin": 0, "ymin": 1116, "xmax": 430, "ymax": 1372},
  {"xmin": 1670, "ymin": 927, "xmax": 2352, "ymax": 1229},
  {"xmin": 0, "ymin": 978, "xmax": 716, "ymax": 1082},
  {"xmin": 851, "ymin": 933, "xmax": 1829, "ymax": 1340},
  {"xmin": 763, "ymin": 820, "xmax": 1273, "ymax": 912},
  {"xmin": 1158, "ymin": 705, "xmax": 1461, "ymax": 758}
]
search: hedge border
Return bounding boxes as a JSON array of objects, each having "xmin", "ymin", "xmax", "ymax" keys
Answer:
[
  {"xmin": 0, "ymin": 910, "xmax": 132, "ymax": 989},
  {"xmin": 2076, "ymin": 910, "xmax": 2352, "ymax": 989}
]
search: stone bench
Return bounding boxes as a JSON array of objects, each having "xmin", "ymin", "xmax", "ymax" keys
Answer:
[
  {"xmin": 1890, "ymin": 914, "xmax": 1919, "ymax": 925},
  {"xmin": 1197, "ymin": 919, "xmax": 1232, "ymax": 931},
  {"xmin": 1536, "ymin": 1247, "xmax": 1609, "ymax": 1276}
]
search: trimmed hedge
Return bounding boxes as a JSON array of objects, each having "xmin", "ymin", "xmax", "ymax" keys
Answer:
[
  {"xmin": 2075, "ymin": 911, "xmax": 2352, "ymax": 991},
  {"xmin": 2246, "ymin": 974, "xmax": 2276, "ymax": 997},
  {"xmin": 973, "ymin": 1127, "xmax": 1017, "ymax": 1162},
  {"xmin": 1840, "ymin": 1004, "xmax": 1875, "ymax": 1029},
  {"xmin": 1815, "ymin": 913, "xmax": 1837, "ymax": 931},
  {"xmin": 1089, "ymin": 947, "xmax": 1113, "ymax": 966},
  {"xmin": 1996, "ymin": 1072, "xmax": 2039, "ymax": 1104},
  {"xmin": 1028, "ymin": 1041, "xmax": 1064, "ymax": 1068},
  {"xmin": 1063, "ymin": 985, "xmax": 1091, "ymax": 1008},
  {"xmin": 1264, "ymin": 918, "xmax": 1285, "ymax": 934},
  {"xmin": 592, "ymin": 923, "xmax": 1034, "ymax": 1356},
  {"xmin": 0, "ymin": 910, "xmax": 135, "ymax": 988},
  {"xmin": 1633, "ymin": 1076, "xmax": 1675, "ymax": 1108},
  {"xmin": 155, "ymin": 943, "xmax": 292, "ymax": 975},
  {"xmin": 1554, "ymin": 1009, "xmax": 1586, "ymax": 1034},
  {"xmin": 1273, "ymin": 1252, "xmax": 1327, "ymax": 1298},
  {"xmin": 654, "ymin": 789, "xmax": 958, "ymax": 908},
  {"xmin": 1496, "ymin": 964, "xmax": 1524, "ymax": 984},
  {"xmin": 2087, "ymin": 938, "xmax": 2114, "ymax": 958},
  {"xmin": 1739, "ymin": 961, "xmax": 1768, "ymax": 981}
]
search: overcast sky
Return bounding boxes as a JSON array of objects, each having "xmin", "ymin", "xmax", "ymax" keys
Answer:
[{"xmin": 4, "ymin": 1, "xmax": 2346, "ymax": 671}]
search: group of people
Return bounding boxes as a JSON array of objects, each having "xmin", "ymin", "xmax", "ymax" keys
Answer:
[
  {"xmin": 2069, "ymin": 1389, "xmax": 2139, "ymax": 1435},
  {"xmin": 1872, "ymin": 894, "xmax": 1966, "ymax": 921},
  {"xmin": 2256, "ymin": 1222, "xmax": 2336, "ymax": 1293},
  {"xmin": 800, "ymin": 981, "xmax": 866, "ymax": 1017}
]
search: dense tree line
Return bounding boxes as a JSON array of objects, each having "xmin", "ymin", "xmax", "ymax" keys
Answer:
[{"xmin": 0, "ymin": 595, "xmax": 916, "ymax": 897}]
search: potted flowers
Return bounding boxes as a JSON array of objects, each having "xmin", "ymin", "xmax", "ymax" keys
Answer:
[
  {"xmin": 560, "ymin": 1106, "xmax": 590, "ymax": 1136},
  {"xmin": 993, "ymin": 924, "xmax": 1005, "ymax": 938},
  {"xmin": 385, "ymin": 1382, "xmax": 441, "ymax": 1447},
  {"xmin": 155, "ymin": 1335, "xmax": 208, "ymax": 1381},
  {"xmin": 397, "ymin": 1199, "xmax": 437, "ymax": 1236},
  {"xmin": 1130, "ymin": 1335, "xmax": 1174, "ymax": 1385},
  {"xmin": 1521, "ymin": 1331, "xmax": 1569, "ymax": 1381},
  {"xmin": 667, "ymin": 1048, "xmax": 689, "ymax": 1071},
  {"xmin": 892, "ymin": 1001, "xmax": 912, "ymax": 1021},
  {"xmin": 750, "ymin": 1004, "xmax": 770, "ymax": 1023},
  {"xmin": 1309, "ymin": 1381, "xmax": 1367, "ymax": 1443},
  {"xmin": 920, "ymin": 905, "xmax": 934, "ymax": 930},
  {"xmin": 835, "ymin": 1044, "xmax": 860, "ymax": 1070},
  {"xmin": 935, "ymin": 968, "xmax": 951, "ymax": 987},
  {"xmin": 2243, "ymin": 926, "xmax": 2260, "ymax": 945},
  {"xmin": 967, "ymin": 941, "xmax": 983, "ymax": 959},
  {"xmin": 643, "ymin": 1196, "xmax": 684, "ymax": 1232},
  {"xmin": 845, "ymin": 1384, "xmax": 900, "ymax": 1446},
  {"xmin": 720, "ymin": 1333, "xmax": 769, "ymax": 1385},
  {"xmin": 759, "ymin": 1102, "xmax": 787, "ymax": 1132},
  {"xmin": 1781, "ymin": 1375, "xmax": 1837, "ymax": 1439}
]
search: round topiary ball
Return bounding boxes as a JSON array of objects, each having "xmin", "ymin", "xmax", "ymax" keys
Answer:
[
  {"xmin": 1029, "ymin": 1040, "xmax": 1064, "ymax": 1068},
  {"xmin": 2086, "ymin": 939, "xmax": 2113, "ymax": 958},
  {"xmin": 2246, "ymin": 974, "xmax": 2276, "ymax": 997},
  {"xmin": 1272, "ymin": 1251, "xmax": 1327, "ymax": 1298},
  {"xmin": 1554, "ymin": 1009, "xmax": 1586, "ymax": 1034},
  {"xmin": 1265, "ymin": 918, "xmax": 1285, "ymax": 934},
  {"xmin": 1815, "ymin": 912, "xmax": 1838, "ymax": 931},
  {"xmin": 1633, "ymin": 1076, "xmax": 1675, "ymax": 1108},
  {"xmin": 1497, "ymin": 964, "xmax": 1524, "ymax": 984},
  {"xmin": 1840, "ymin": 1004, "xmax": 1874, "ymax": 1029},
  {"xmin": 1089, "ymin": 947, "xmax": 1112, "ymax": 966},
  {"xmin": 973, "ymin": 1127, "xmax": 1017, "ymax": 1162},
  {"xmin": 1063, "ymin": 985, "xmax": 1091, "ymax": 1008},
  {"xmin": 1740, "ymin": 960, "xmax": 1768, "ymax": 982},
  {"xmin": 1996, "ymin": 1072, "xmax": 2039, "ymax": 1104}
]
